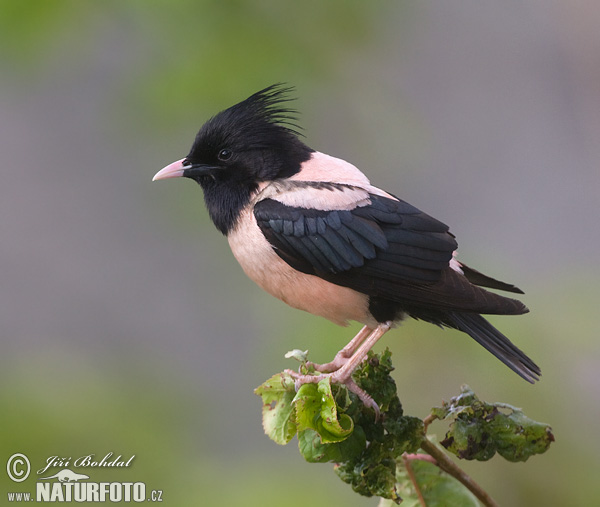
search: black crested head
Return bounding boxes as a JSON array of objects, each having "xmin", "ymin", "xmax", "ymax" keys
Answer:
[
  {"xmin": 188, "ymin": 84, "xmax": 313, "ymax": 179},
  {"xmin": 182, "ymin": 84, "xmax": 314, "ymax": 235}
]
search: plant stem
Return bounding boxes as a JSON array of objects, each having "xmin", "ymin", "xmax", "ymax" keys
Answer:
[
  {"xmin": 420, "ymin": 437, "xmax": 499, "ymax": 507},
  {"xmin": 422, "ymin": 413, "xmax": 437, "ymax": 433},
  {"xmin": 401, "ymin": 454, "xmax": 428, "ymax": 507}
]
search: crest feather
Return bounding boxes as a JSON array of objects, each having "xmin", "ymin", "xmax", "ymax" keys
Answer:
[{"xmin": 229, "ymin": 83, "xmax": 303, "ymax": 137}]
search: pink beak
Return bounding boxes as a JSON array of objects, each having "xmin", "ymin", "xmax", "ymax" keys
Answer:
[{"xmin": 152, "ymin": 158, "xmax": 187, "ymax": 181}]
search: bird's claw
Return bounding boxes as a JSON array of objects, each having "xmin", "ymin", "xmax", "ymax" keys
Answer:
[{"xmin": 284, "ymin": 368, "xmax": 380, "ymax": 421}]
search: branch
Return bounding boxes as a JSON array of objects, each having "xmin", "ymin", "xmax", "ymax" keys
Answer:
[
  {"xmin": 420, "ymin": 438, "xmax": 499, "ymax": 507},
  {"xmin": 255, "ymin": 350, "xmax": 552, "ymax": 504},
  {"xmin": 401, "ymin": 453, "xmax": 431, "ymax": 507}
]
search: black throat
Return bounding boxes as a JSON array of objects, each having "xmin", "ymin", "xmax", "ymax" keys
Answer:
[
  {"xmin": 199, "ymin": 177, "xmax": 258, "ymax": 236},
  {"xmin": 197, "ymin": 142, "xmax": 314, "ymax": 236}
]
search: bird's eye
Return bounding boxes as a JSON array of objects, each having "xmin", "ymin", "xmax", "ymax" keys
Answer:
[{"xmin": 218, "ymin": 149, "xmax": 232, "ymax": 161}]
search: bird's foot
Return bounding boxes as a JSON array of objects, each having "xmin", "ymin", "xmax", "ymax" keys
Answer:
[
  {"xmin": 284, "ymin": 321, "xmax": 392, "ymax": 420},
  {"xmin": 305, "ymin": 349, "xmax": 353, "ymax": 373},
  {"xmin": 304, "ymin": 325, "xmax": 374, "ymax": 373},
  {"xmin": 284, "ymin": 368, "xmax": 380, "ymax": 420}
]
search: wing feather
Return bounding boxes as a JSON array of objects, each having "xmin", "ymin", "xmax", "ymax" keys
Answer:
[{"xmin": 253, "ymin": 183, "xmax": 525, "ymax": 314}]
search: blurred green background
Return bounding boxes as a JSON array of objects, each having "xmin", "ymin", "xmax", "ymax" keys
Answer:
[{"xmin": 2, "ymin": 1, "xmax": 599, "ymax": 505}]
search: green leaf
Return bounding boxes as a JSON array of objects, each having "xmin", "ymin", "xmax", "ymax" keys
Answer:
[
  {"xmin": 433, "ymin": 385, "xmax": 555, "ymax": 462},
  {"xmin": 293, "ymin": 378, "xmax": 354, "ymax": 443},
  {"xmin": 384, "ymin": 414, "xmax": 425, "ymax": 455},
  {"xmin": 284, "ymin": 348, "xmax": 309, "ymax": 363},
  {"xmin": 486, "ymin": 405, "xmax": 555, "ymax": 462},
  {"xmin": 351, "ymin": 348, "xmax": 398, "ymax": 413},
  {"xmin": 392, "ymin": 456, "xmax": 480, "ymax": 507},
  {"xmin": 297, "ymin": 426, "xmax": 366, "ymax": 463},
  {"xmin": 254, "ymin": 372, "xmax": 297, "ymax": 445},
  {"xmin": 335, "ymin": 442, "xmax": 400, "ymax": 503},
  {"xmin": 256, "ymin": 353, "xmax": 553, "ymax": 504}
]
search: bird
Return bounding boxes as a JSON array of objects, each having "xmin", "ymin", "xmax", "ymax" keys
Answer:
[{"xmin": 153, "ymin": 84, "xmax": 540, "ymax": 412}]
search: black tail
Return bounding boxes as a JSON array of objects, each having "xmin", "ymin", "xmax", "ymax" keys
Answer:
[
  {"xmin": 459, "ymin": 263, "xmax": 525, "ymax": 294},
  {"xmin": 447, "ymin": 312, "xmax": 541, "ymax": 383}
]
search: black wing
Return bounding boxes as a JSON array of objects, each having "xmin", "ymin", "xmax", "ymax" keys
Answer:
[
  {"xmin": 255, "ymin": 193, "xmax": 453, "ymax": 278},
  {"xmin": 254, "ymin": 192, "xmax": 525, "ymax": 314},
  {"xmin": 254, "ymin": 190, "xmax": 539, "ymax": 382}
]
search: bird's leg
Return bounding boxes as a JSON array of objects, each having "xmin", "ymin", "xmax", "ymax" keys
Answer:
[
  {"xmin": 344, "ymin": 377, "xmax": 381, "ymax": 420},
  {"xmin": 306, "ymin": 325, "xmax": 373, "ymax": 373},
  {"xmin": 286, "ymin": 322, "xmax": 392, "ymax": 413},
  {"xmin": 328, "ymin": 321, "xmax": 392, "ymax": 384}
]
